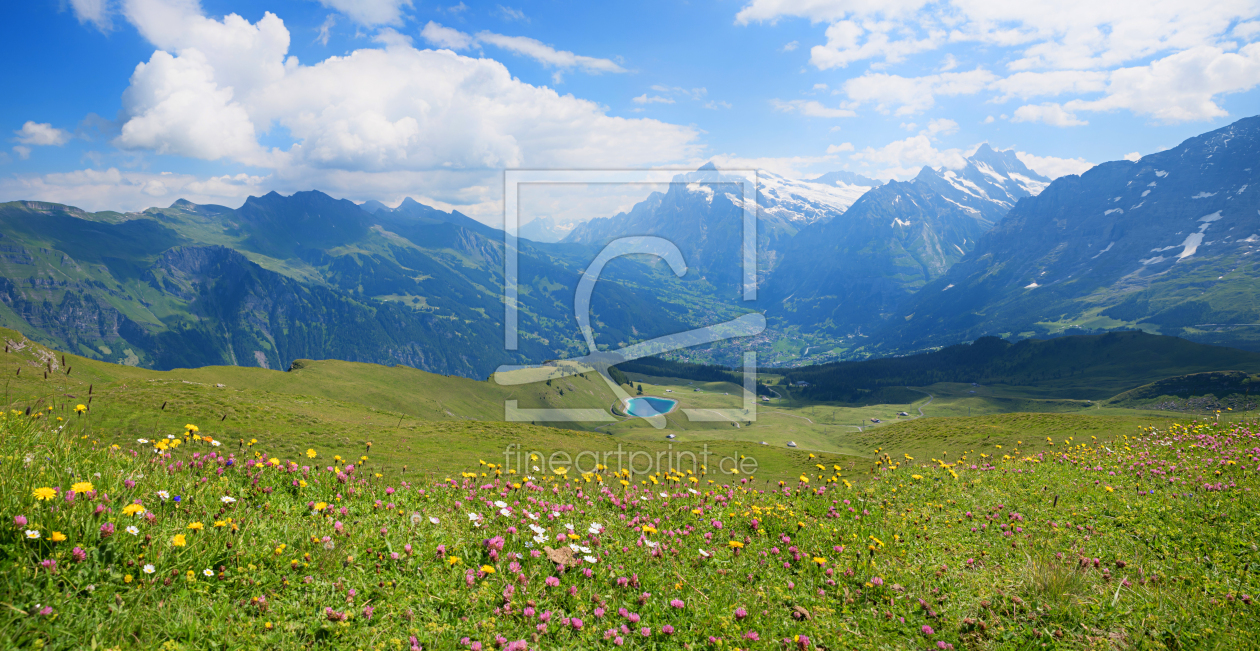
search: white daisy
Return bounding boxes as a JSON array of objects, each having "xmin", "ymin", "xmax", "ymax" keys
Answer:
[
  {"xmin": 220, "ymin": 496, "xmax": 236, "ymax": 504},
  {"xmin": 429, "ymin": 516, "xmax": 440, "ymax": 525},
  {"xmin": 203, "ymin": 569, "xmax": 214, "ymax": 577},
  {"xmin": 24, "ymin": 530, "xmax": 40, "ymax": 540},
  {"xmin": 583, "ymin": 555, "xmax": 598, "ymax": 564},
  {"xmin": 494, "ymin": 500, "xmax": 508, "ymax": 508},
  {"xmin": 588, "ymin": 523, "xmax": 603, "ymax": 534},
  {"xmin": 143, "ymin": 564, "xmax": 155, "ymax": 574},
  {"xmin": 126, "ymin": 526, "xmax": 139, "ymax": 536},
  {"xmin": 137, "ymin": 438, "xmax": 149, "ymax": 444},
  {"xmin": 157, "ymin": 491, "xmax": 170, "ymax": 500}
]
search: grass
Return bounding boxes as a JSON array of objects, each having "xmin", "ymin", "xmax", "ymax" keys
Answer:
[{"xmin": 3, "ymin": 390, "xmax": 1260, "ymax": 648}]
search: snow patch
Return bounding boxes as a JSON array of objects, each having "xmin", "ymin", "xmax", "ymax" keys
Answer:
[
  {"xmin": 942, "ymin": 284, "xmax": 954, "ymax": 291},
  {"xmin": 1008, "ymin": 172, "xmax": 1048, "ymax": 196},
  {"xmin": 1025, "ymin": 281, "xmax": 1039, "ymax": 289},
  {"xmin": 686, "ymin": 183, "xmax": 714, "ymax": 203},
  {"xmin": 1191, "ymin": 192, "xmax": 1217, "ymax": 199},
  {"xmin": 1104, "ymin": 208, "xmax": 1123, "ymax": 216},
  {"xmin": 1243, "ymin": 234, "xmax": 1259, "ymax": 242},
  {"xmin": 1155, "ymin": 170, "xmax": 1168, "ymax": 177},
  {"xmin": 892, "ymin": 218, "xmax": 912, "ymax": 227},
  {"xmin": 1147, "ymin": 182, "xmax": 1157, "ymax": 187},
  {"xmin": 1131, "ymin": 202, "xmax": 1145, "ymax": 210},
  {"xmin": 1238, "ymin": 184, "xmax": 1248, "ymax": 194},
  {"xmin": 1199, "ymin": 210, "xmax": 1223, "ymax": 223},
  {"xmin": 1141, "ymin": 256, "xmax": 1167, "ymax": 265},
  {"xmin": 1177, "ymin": 233, "xmax": 1205, "ymax": 259},
  {"xmin": 1141, "ymin": 190, "xmax": 1151, "ymax": 197},
  {"xmin": 1092, "ymin": 242, "xmax": 1114, "ymax": 259}
]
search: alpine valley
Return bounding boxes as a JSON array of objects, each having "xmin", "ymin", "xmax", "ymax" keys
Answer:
[{"xmin": 1, "ymin": 116, "xmax": 1258, "ymax": 377}]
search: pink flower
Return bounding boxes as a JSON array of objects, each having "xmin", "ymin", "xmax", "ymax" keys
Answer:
[
  {"xmin": 670, "ymin": 599, "xmax": 685, "ymax": 609},
  {"xmin": 921, "ymin": 625, "xmax": 935, "ymax": 636},
  {"xmin": 571, "ymin": 618, "xmax": 584, "ymax": 630},
  {"xmin": 99, "ymin": 522, "xmax": 114, "ymax": 539},
  {"xmin": 14, "ymin": 515, "xmax": 27, "ymax": 527},
  {"xmin": 71, "ymin": 547, "xmax": 86, "ymax": 563},
  {"xmin": 870, "ymin": 576, "xmax": 884, "ymax": 587},
  {"xmin": 735, "ymin": 607, "xmax": 747, "ymax": 619},
  {"xmin": 545, "ymin": 576, "xmax": 560, "ymax": 588},
  {"xmin": 662, "ymin": 625, "xmax": 675, "ymax": 635},
  {"xmin": 640, "ymin": 627, "xmax": 650, "ymax": 637}
]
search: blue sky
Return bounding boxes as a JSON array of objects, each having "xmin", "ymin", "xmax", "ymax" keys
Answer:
[{"xmin": 2, "ymin": 0, "xmax": 1259, "ymax": 223}]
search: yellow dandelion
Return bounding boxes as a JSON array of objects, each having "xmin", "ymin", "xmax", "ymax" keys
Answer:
[
  {"xmin": 306, "ymin": 449, "xmax": 317, "ymax": 459},
  {"xmin": 32, "ymin": 487, "xmax": 57, "ymax": 501},
  {"xmin": 171, "ymin": 534, "xmax": 187, "ymax": 547},
  {"xmin": 50, "ymin": 531, "xmax": 67, "ymax": 542},
  {"xmin": 71, "ymin": 481, "xmax": 94, "ymax": 494},
  {"xmin": 187, "ymin": 522, "xmax": 204, "ymax": 531}
]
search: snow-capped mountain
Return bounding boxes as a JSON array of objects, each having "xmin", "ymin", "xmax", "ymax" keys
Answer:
[
  {"xmin": 880, "ymin": 115, "xmax": 1260, "ymax": 353},
  {"xmin": 762, "ymin": 145, "xmax": 1047, "ymax": 332},
  {"xmin": 561, "ymin": 163, "xmax": 883, "ymax": 293}
]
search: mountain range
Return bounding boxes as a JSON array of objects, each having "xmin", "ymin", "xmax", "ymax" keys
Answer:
[{"xmin": 0, "ymin": 115, "xmax": 1257, "ymax": 376}]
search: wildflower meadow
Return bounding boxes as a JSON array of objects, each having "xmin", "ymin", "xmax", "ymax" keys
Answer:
[{"xmin": 2, "ymin": 410, "xmax": 1259, "ymax": 649}]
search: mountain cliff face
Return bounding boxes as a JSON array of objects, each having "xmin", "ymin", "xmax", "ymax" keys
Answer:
[
  {"xmin": 562, "ymin": 164, "xmax": 882, "ymax": 294},
  {"xmin": 0, "ymin": 192, "xmax": 687, "ymax": 376},
  {"xmin": 762, "ymin": 146, "xmax": 1047, "ymax": 334},
  {"xmin": 880, "ymin": 116, "xmax": 1260, "ymax": 352}
]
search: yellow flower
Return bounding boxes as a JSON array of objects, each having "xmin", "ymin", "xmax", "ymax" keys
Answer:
[
  {"xmin": 447, "ymin": 556, "xmax": 462, "ymax": 566},
  {"xmin": 314, "ymin": 502, "xmax": 328, "ymax": 512},
  {"xmin": 185, "ymin": 424, "xmax": 199, "ymax": 433},
  {"xmin": 728, "ymin": 541, "xmax": 744, "ymax": 548},
  {"xmin": 71, "ymin": 481, "xmax": 94, "ymax": 494},
  {"xmin": 124, "ymin": 574, "xmax": 133, "ymax": 584},
  {"xmin": 187, "ymin": 522, "xmax": 204, "ymax": 531},
  {"xmin": 214, "ymin": 520, "xmax": 227, "ymax": 527},
  {"xmin": 481, "ymin": 565, "xmax": 495, "ymax": 574},
  {"xmin": 813, "ymin": 556, "xmax": 827, "ymax": 565},
  {"xmin": 642, "ymin": 526, "xmax": 657, "ymax": 534},
  {"xmin": 172, "ymin": 534, "xmax": 187, "ymax": 547},
  {"xmin": 911, "ymin": 474, "xmax": 924, "ymax": 480},
  {"xmin": 306, "ymin": 449, "xmax": 317, "ymax": 459},
  {"xmin": 74, "ymin": 404, "xmax": 87, "ymax": 414},
  {"xmin": 123, "ymin": 504, "xmax": 145, "ymax": 517},
  {"xmin": 32, "ymin": 487, "xmax": 57, "ymax": 501},
  {"xmin": 50, "ymin": 531, "xmax": 67, "ymax": 542}
]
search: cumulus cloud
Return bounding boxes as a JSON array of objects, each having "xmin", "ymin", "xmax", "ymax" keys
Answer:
[
  {"xmin": 842, "ymin": 69, "xmax": 996, "ymax": 115},
  {"xmin": 315, "ymin": 0, "xmax": 412, "ymax": 26},
  {"xmin": 770, "ymin": 99, "xmax": 856, "ymax": 118},
  {"xmin": 826, "ymin": 142, "xmax": 854, "ymax": 153},
  {"xmin": 15, "ymin": 122, "xmax": 72, "ymax": 146},
  {"xmin": 736, "ymin": 0, "xmax": 1260, "ymax": 123},
  {"xmin": 68, "ymin": 0, "xmax": 111, "ymax": 30},
  {"xmin": 1014, "ymin": 151, "xmax": 1094, "ymax": 179},
  {"xmin": 1011, "ymin": 103, "xmax": 1088, "ymax": 127},
  {"xmin": 46, "ymin": 0, "xmax": 699, "ymax": 221},
  {"xmin": 847, "ymin": 134, "xmax": 971, "ymax": 179},
  {"xmin": 1123, "ymin": 152, "xmax": 1141, "ymax": 162},
  {"xmin": 633, "ymin": 94, "xmax": 675, "ymax": 104},
  {"xmin": 420, "ymin": 21, "xmax": 476, "ymax": 50},
  {"xmin": 0, "ymin": 167, "xmax": 268, "ymax": 212}
]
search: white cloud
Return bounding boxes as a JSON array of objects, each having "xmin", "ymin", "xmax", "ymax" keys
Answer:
[
  {"xmin": 13, "ymin": 146, "xmax": 31, "ymax": 161},
  {"xmin": 474, "ymin": 32, "xmax": 626, "ymax": 74},
  {"xmin": 1064, "ymin": 44, "xmax": 1260, "ymax": 122},
  {"xmin": 736, "ymin": 0, "xmax": 1260, "ymax": 123},
  {"xmin": 1014, "ymin": 151, "xmax": 1094, "ymax": 179},
  {"xmin": 633, "ymin": 94, "xmax": 675, "ymax": 104},
  {"xmin": 782, "ymin": 40, "xmax": 799, "ymax": 51},
  {"xmin": 1010, "ymin": 103, "xmax": 1088, "ymax": 127},
  {"xmin": 989, "ymin": 70, "xmax": 1109, "ymax": 101},
  {"xmin": 704, "ymin": 100, "xmax": 733, "ymax": 109},
  {"xmin": 0, "ymin": 167, "xmax": 268, "ymax": 212},
  {"xmin": 923, "ymin": 117, "xmax": 957, "ymax": 136},
  {"xmin": 15, "ymin": 122, "xmax": 72, "ymax": 146},
  {"xmin": 771, "ymin": 99, "xmax": 857, "ymax": 118},
  {"xmin": 106, "ymin": 0, "xmax": 698, "ymax": 194},
  {"xmin": 315, "ymin": 0, "xmax": 412, "ymax": 26},
  {"xmin": 842, "ymin": 68, "xmax": 996, "ymax": 114},
  {"xmin": 826, "ymin": 142, "xmax": 854, "ymax": 153},
  {"xmin": 983, "ymin": 115, "xmax": 994, "ymax": 123},
  {"xmin": 69, "ymin": 0, "xmax": 111, "ymax": 30},
  {"xmin": 420, "ymin": 21, "xmax": 476, "ymax": 50},
  {"xmin": 497, "ymin": 5, "xmax": 528, "ymax": 22},
  {"xmin": 1123, "ymin": 151, "xmax": 1141, "ymax": 162},
  {"xmin": 810, "ymin": 20, "xmax": 945, "ymax": 70},
  {"xmin": 315, "ymin": 15, "xmax": 336, "ymax": 46},
  {"xmin": 692, "ymin": 153, "xmax": 841, "ymax": 178},
  {"xmin": 847, "ymin": 134, "xmax": 970, "ymax": 179}
]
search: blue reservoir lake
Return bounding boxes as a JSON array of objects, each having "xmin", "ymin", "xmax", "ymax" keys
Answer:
[{"xmin": 624, "ymin": 396, "xmax": 678, "ymax": 417}]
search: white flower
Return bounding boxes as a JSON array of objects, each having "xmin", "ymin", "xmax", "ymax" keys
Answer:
[
  {"xmin": 203, "ymin": 569, "xmax": 214, "ymax": 577},
  {"xmin": 569, "ymin": 543, "xmax": 581, "ymax": 553},
  {"xmin": 429, "ymin": 516, "xmax": 440, "ymax": 525},
  {"xmin": 494, "ymin": 500, "xmax": 508, "ymax": 508},
  {"xmin": 564, "ymin": 523, "xmax": 575, "ymax": 531},
  {"xmin": 143, "ymin": 564, "xmax": 155, "ymax": 574},
  {"xmin": 24, "ymin": 530, "xmax": 40, "ymax": 540},
  {"xmin": 157, "ymin": 490, "xmax": 170, "ymax": 500},
  {"xmin": 166, "ymin": 434, "xmax": 175, "ymax": 439},
  {"xmin": 211, "ymin": 441, "xmax": 221, "ymax": 447},
  {"xmin": 527, "ymin": 512, "xmax": 539, "ymax": 521},
  {"xmin": 587, "ymin": 523, "xmax": 604, "ymax": 535},
  {"xmin": 499, "ymin": 508, "xmax": 511, "ymax": 517},
  {"xmin": 220, "ymin": 496, "xmax": 236, "ymax": 504},
  {"xmin": 467, "ymin": 512, "xmax": 481, "ymax": 521},
  {"xmin": 529, "ymin": 524, "xmax": 546, "ymax": 535},
  {"xmin": 126, "ymin": 526, "xmax": 139, "ymax": 536},
  {"xmin": 644, "ymin": 540, "xmax": 658, "ymax": 548},
  {"xmin": 532, "ymin": 534, "xmax": 547, "ymax": 544},
  {"xmin": 525, "ymin": 541, "xmax": 534, "ymax": 548},
  {"xmin": 659, "ymin": 492, "xmax": 669, "ymax": 498},
  {"xmin": 689, "ymin": 489, "xmax": 699, "ymax": 495},
  {"xmin": 531, "ymin": 465, "xmax": 540, "ymax": 472},
  {"xmin": 583, "ymin": 555, "xmax": 598, "ymax": 564},
  {"xmin": 576, "ymin": 545, "xmax": 592, "ymax": 554},
  {"xmin": 136, "ymin": 438, "xmax": 149, "ymax": 444},
  {"xmin": 550, "ymin": 511, "xmax": 560, "ymax": 518},
  {"xmin": 699, "ymin": 549, "xmax": 711, "ymax": 558}
]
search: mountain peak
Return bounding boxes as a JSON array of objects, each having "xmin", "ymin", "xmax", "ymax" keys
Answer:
[{"xmin": 697, "ymin": 161, "xmax": 719, "ymax": 171}]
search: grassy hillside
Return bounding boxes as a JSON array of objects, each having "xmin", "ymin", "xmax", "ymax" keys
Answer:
[{"xmin": 3, "ymin": 392, "xmax": 1258, "ymax": 648}]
